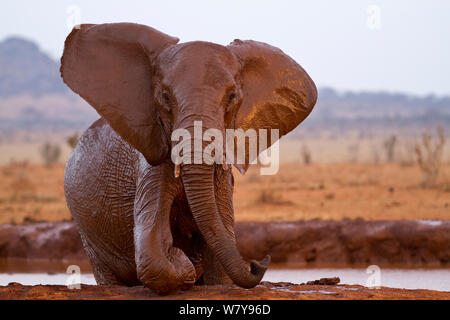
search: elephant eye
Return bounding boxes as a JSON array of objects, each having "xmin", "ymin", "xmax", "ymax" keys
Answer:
[
  {"xmin": 162, "ymin": 92, "xmax": 170, "ymax": 105},
  {"xmin": 160, "ymin": 90, "xmax": 172, "ymax": 111},
  {"xmin": 225, "ymin": 90, "xmax": 238, "ymax": 114},
  {"xmin": 228, "ymin": 92, "xmax": 236, "ymax": 104}
]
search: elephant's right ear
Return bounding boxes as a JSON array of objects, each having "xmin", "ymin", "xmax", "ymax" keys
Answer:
[{"xmin": 60, "ymin": 23, "xmax": 179, "ymax": 165}]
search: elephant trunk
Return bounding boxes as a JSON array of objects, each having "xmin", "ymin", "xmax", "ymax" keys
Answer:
[{"xmin": 181, "ymin": 163, "xmax": 270, "ymax": 288}]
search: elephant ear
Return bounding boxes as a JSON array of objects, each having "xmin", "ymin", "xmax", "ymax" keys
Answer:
[
  {"xmin": 227, "ymin": 40, "xmax": 317, "ymax": 174},
  {"xmin": 60, "ymin": 23, "xmax": 179, "ymax": 165}
]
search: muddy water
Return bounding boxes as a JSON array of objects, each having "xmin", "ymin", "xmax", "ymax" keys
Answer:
[
  {"xmin": 0, "ymin": 273, "xmax": 96, "ymax": 286},
  {"xmin": 265, "ymin": 268, "xmax": 450, "ymax": 292},
  {"xmin": 1, "ymin": 267, "xmax": 449, "ymax": 291}
]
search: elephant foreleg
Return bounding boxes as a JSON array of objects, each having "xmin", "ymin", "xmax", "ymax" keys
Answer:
[{"xmin": 133, "ymin": 159, "xmax": 196, "ymax": 294}]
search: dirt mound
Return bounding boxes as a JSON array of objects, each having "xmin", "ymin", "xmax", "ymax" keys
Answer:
[
  {"xmin": 1, "ymin": 281, "xmax": 449, "ymax": 300},
  {"xmin": 236, "ymin": 220, "xmax": 450, "ymax": 267},
  {"xmin": 1, "ymin": 220, "xmax": 449, "ymax": 267},
  {"xmin": 0, "ymin": 221, "xmax": 84, "ymax": 260}
]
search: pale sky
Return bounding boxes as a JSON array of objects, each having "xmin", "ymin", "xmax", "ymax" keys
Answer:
[{"xmin": 1, "ymin": 0, "xmax": 449, "ymax": 96}]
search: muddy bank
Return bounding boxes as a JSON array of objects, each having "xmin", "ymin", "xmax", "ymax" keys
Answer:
[
  {"xmin": 0, "ymin": 221, "xmax": 85, "ymax": 260},
  {"xmin": 236, "ymin": 220, "xmax": 450, "ymax": 267},
  {"xmin": 0, "ymin": 220, "xmax": 449, "ymax": 267},
  {"xmin": 1, "ymin": 281, "xmax": 449, "ymax": 300}
]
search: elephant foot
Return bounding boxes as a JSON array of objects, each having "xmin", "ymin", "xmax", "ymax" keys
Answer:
[{"xmin": 136, "ymin": 244, "xmax": 197, "ymax": 294}]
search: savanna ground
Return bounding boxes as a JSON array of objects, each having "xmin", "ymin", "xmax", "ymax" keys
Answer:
[
  {"xmin": 0, "ymin": 149, "xmax": 449, "ymax": 224},
  {"xmin": 1, "ymin": 133, "xmax": 450, "ymax": 299},
  {"xmin": 1, "ymin": 126, "xmax": 449, "ymax": 223}
]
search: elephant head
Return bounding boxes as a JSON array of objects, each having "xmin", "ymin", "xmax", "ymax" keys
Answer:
[{"xmin": 60, "ymin": 23, "xmax": 317, "ymax": 289}]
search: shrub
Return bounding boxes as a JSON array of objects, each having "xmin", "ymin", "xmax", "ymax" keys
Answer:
[
  {"xmin": 415, "ymin": 126, "xmax": 445, "ymax": 188},
  {"xmin": 300, "ymin": 143, "xmax": 312, "ymax": 164},
  {"xmin": 66, "ymin": 132, "xmax": 79, "ymax": 149},
  {"xmin": 40, "ymin": 142, "xmax": 61, "ymax": 166},
  {"xmin": 383, "ymin": 135, "xmax": 397, "ymax": 162}
]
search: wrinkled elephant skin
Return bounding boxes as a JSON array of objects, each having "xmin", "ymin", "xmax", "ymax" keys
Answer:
[{"xmin": 60, "ymin": 23, "xmax": 317, "ymax": 294}]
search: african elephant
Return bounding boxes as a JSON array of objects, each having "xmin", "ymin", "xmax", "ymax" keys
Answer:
[{"xmin": 61, "ymin": 23, "xmax": 317, "ymax": 294}]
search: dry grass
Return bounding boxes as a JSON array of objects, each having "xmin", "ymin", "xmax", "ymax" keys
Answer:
[
  {"xmin": 0, "ymin": 163, "xmax": 68, "ymax": 223},
  {"xmin": 415, "ymin": 126, "xmax": 446, "ymax": 188},
  {"xmin": 0, "ymin": 162, "xmax": 449, "ymax": 224},
  {"xmin": 234, "ymin": 162, "xmax": 450, "ymax": 222}
]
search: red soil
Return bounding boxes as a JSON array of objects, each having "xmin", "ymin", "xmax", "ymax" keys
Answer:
[{"xmin": 1, "ymin": 281, "xmax": 449, "ymax": 300}]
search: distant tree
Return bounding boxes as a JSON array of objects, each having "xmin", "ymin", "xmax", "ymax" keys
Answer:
[
  {"xmin": 300, "ymin": 143, "xmax": 312, "ymax": 164},
  {"xmin": 40, "ymin": 142, "xmax": 61, "ymax": 167},
  {"xmin": 383, "ymin": 135, "xmax": 397, "ymax": 162},
  {"xmin": 66, "ymin": 132, "xmax": 79, "ymax": 150},
  {"xmin": 415, "ymin": 126, "xmax": 445, "ymax": 188}
]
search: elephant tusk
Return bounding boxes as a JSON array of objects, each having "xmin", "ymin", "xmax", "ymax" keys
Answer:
[
  {"xmin": 222, "ymin": 152, "xmax": 230, "ymax": 171},
  {"xmin": 174, "ymin": 163, "xmax": 181, "ymax": 178},
  {"xmin": 222, "ymin": 162, "xmax": 229, "ymax": 171}
]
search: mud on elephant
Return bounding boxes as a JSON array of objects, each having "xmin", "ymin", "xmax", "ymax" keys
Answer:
[{"xmin": 61, "ymin": 23, "xmax": 317, "ymax": 294}]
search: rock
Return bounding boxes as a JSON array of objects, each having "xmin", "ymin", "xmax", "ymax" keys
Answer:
[{"xmin": 303, "ymin": 277, "xmax": 340, "ymax": 286}]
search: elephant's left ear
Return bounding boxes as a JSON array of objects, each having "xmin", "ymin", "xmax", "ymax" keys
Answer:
[{"xmin": 227, "ymin": 40, "xmax": 317, "ymax": 174}]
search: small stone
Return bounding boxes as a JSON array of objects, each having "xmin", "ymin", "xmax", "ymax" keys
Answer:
[{"xmin": 8, "ymin": 282, "xmax": 22, "ymax": 287}]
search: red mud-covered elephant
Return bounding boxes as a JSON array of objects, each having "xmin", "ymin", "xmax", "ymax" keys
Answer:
[{"xmin": 61, "ymin": 23, "xmax": 317, "ymax": 294}]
